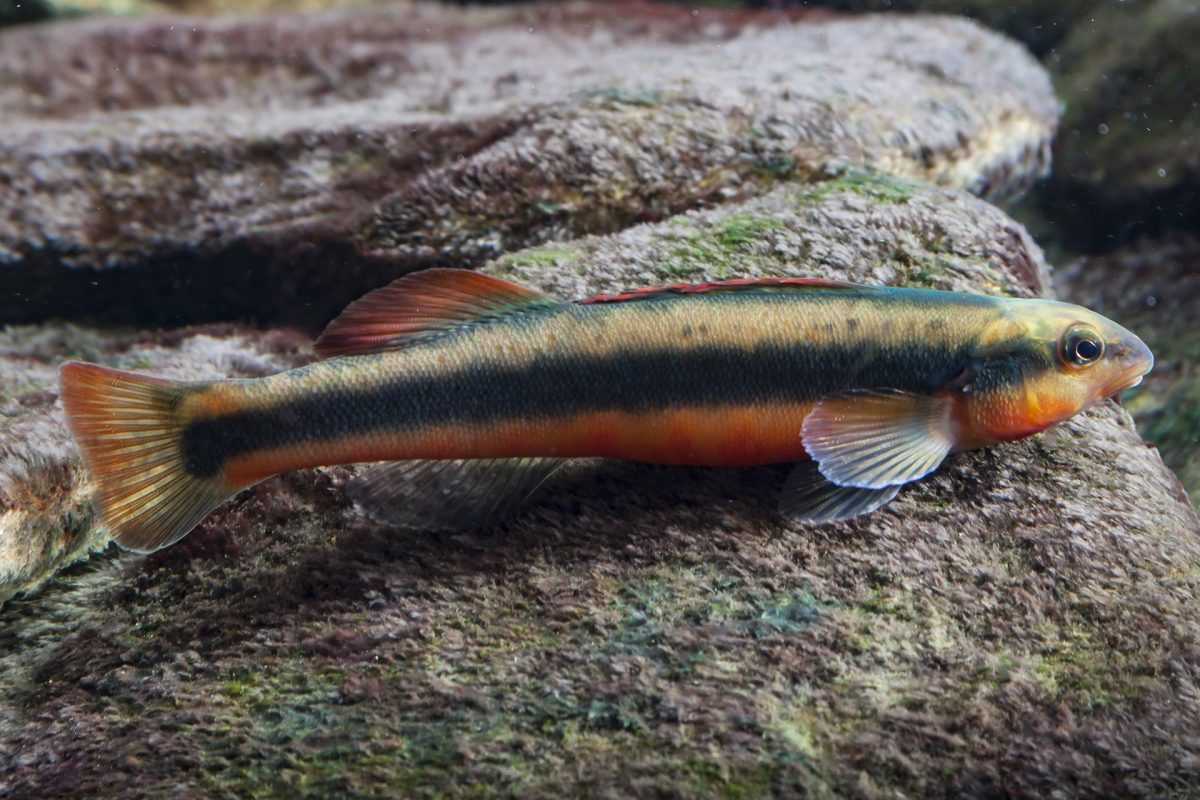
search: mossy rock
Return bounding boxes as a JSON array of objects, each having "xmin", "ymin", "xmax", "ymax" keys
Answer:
[{"xmin": 2, "ymin": 175, "xmax": 1198, "ymax": 798}]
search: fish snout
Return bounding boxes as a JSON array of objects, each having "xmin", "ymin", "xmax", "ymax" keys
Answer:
[{"xmin": 1104, "ymin": 333, "xmax": 1154, "ymax": 397}]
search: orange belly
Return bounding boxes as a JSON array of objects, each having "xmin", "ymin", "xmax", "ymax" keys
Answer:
[{"xmin": 223, "ymin": 402, "xmax": 815, "ymax": 486}]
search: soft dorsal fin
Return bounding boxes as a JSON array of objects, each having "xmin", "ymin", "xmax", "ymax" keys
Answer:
[
  {"xmin": 579, "ymin": 276, "xmax": 869, "ymax": 305},
  {"xmin": 315, "ymin": 269, "xmax": 561, "ymax": 359}
]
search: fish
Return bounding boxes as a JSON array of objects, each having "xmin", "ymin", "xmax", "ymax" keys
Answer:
[{"xmin": 59, "ymin": 269, "xmax": 1153, "ymax": 553}]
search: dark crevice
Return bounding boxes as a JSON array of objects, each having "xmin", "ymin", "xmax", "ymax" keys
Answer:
[{"xmin": 0, "ymin": 237, "xmax": 439, "ymax": 332}]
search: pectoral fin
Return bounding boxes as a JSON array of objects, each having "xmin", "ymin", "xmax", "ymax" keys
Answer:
[
  {"xmin": 350, "ymin": 457, "xmax": 565, "ymax": 530},
  {"xmin": 801, "ymin": 390, "xmax": 955, "ymax": 489},
  {"xmin": 779, "ymin": 461, "xmax": 900, "ymax": 523}
]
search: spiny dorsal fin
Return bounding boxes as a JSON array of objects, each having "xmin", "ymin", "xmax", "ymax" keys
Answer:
[
  {"xmin": 580, "ymin": 276, "xmax": 870, "ymax": 305},
  {"xmin": 315, "ymin": 269, "xmax": 561, "ymax": 359}
]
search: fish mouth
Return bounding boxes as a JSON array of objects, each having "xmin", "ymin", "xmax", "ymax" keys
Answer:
[{"xmin": 1100, "ymin": 339, "xmax": 1154, "ymax": 399}]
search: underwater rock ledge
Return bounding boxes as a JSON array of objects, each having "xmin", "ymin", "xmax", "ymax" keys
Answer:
[
  {"xmin": 2, "ymin": 173, "xmax": 1198, "ymax": 798},
  {"xmin": 0, "ymin": 3, "xmax": 1057, "ymax": 327}
]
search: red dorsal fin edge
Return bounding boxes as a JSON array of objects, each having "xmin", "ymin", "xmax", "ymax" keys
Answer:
[
  {"xmin": 579, "ymin": 276, "xmax": 867, "ymax": 305},
  {"xmin": 315, "ymin": 269, "xmax": 560, "ymax": 359}
]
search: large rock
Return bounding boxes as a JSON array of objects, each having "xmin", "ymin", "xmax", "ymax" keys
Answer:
[
  {"xmin": 2, "ymin": 173, "xmax": 1199, "ymax": 798},
  {"xmin": 0, "ymin": 4, "xmax": 1057, "ymax": 327},
  {"xmin": 1059, "ymin": 235, "xmax": 1200, "ymax": 507}
]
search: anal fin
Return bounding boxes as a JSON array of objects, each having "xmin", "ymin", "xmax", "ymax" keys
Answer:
[
  {"xmin": 349, "ymin": 456, "xmax": 565, "ymax": 531},
  {"xmin": 779, "ymin": 461, "xmax": 900, "ymax": 523}
]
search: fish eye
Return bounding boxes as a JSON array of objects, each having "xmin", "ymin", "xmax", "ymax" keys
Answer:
[{"xmin": 1060, "ymin": 326, "xmax": 1104, "ymax": 368}]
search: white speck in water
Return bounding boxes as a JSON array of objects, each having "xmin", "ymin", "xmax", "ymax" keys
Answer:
[
  {"xmin": 692, "ymin": 8, "xmax": 699, "ymax": 15},
  {"xmin": 1098, "ymin": 123, "xmax": 1110, "ymax": 135},
  {"xmin": 1158, "ymin": 168, "xmax": 1167, "ymax": 178},
  {"xmin": 1146, "ymin": 294, "xmax": 1158, "ymax": 307}
]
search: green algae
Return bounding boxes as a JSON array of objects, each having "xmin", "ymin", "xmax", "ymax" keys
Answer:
[
  {"xmin": 490, "ymin": 244, "xmax": 584, "ymax": 277},
  {"xmin": 653, "ymin": 214, "xmax": 785, "ymax": 282},
  {"xmin": 826, "ymin": 169, "xmax": 917, "ymax": 204}
]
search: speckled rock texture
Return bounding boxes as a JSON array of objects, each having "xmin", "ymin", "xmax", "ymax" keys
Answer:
[
  {"xmin": 1040, "ymin": 0, "xmax": 1200, "ymax": 249},
  {"xmin": 2, "ymin": 173, "xmax": 1199, "ymax": 798},
  {"xmin": 1059, "ymin": 236, "xmax": 1200, "ymax": 508},
  {"xmin": 0, "ymin": 2, "xmax": 1057, "ymax": 327}
]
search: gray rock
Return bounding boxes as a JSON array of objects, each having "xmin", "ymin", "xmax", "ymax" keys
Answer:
[
  {"xmin": 2, "ymin": 173, "xmax": 1197, "ymax": 798},
  {"xmin": 0, "ymin": 4, "xmax": 1057, "ymax": 326}
]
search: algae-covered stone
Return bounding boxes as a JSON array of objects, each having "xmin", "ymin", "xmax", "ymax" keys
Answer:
[
  {"xmin": 0, "ymin": 4, "xmax": 1056, "ymax": 327},
  {"xmin": 2, "ymin": 173, "xmax": 1197, "ymax": 798},
  {"xmin": 1059, "ymin": 235, "xmax": 1200, "ymax": 506},
  {"xmin": 1043, "ymin": 0, "xmax": 1200, "ymax": 247}
]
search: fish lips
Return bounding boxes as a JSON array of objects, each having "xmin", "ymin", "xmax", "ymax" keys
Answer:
[{"xmin": 1101, "ymin": 336, "xmax": 1154, "ymax": 399}]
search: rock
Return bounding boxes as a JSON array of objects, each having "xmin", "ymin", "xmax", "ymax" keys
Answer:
[
  {"xmin": 1059, "ymin": 235, "xmax": 1200, "ymax": 506},
  {"xmin": 0, "ymin": 4, "xmax": 1057, "ymax": 327},
  {"xmin": 2, "ymin": 173, "xmax": 1198, "ymax": 798},
  {"xmin": 1039, "ymin": 0, "xmax": 1200, "ymax": 249}
]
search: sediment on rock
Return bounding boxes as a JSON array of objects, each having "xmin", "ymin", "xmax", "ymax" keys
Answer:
[{"xmin": 0, "ymin": 4, "xmax": 1056, "ymax": 327}]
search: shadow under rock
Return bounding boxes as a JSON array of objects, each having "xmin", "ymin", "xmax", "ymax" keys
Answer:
[{"xmin": 0, "ymin": 236, "xmax": 430, "ymax": 331}]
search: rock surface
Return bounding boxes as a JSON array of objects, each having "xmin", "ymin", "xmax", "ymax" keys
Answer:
[
  {"xmin": 1059, "ymin": 235, "xmax": 1200, "ymax": 507},
  {"xmin": 0, "ymin": 3, "xmax": 1057, "ymax": 327},
  {"xmin": 2, "ymin": 173, "xmax": 1199, "ymax": 798}
]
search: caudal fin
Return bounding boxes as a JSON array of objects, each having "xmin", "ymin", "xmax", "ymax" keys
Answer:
[{"xmin": 59, "ymin": 361, "xmax": 234, "ymax": 553}]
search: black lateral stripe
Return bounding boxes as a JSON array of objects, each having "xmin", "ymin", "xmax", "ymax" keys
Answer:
[{"xmin": 180, "ymin": 339, "xmax": 975, "ymax": 478}]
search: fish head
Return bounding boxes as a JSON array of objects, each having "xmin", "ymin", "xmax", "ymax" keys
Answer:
[{"xmin": 960, "ymin": 298, "xmax": 1153, "ymax": 443}]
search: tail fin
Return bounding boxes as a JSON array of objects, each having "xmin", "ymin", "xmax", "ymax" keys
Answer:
[{"xmin": 58, "ymin": 362, "xmax": 234, "ymax": 553}]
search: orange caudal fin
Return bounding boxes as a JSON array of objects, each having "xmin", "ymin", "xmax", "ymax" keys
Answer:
[{"xmin": 59, "ymin": 362, "xmax": 235, "ymax": 553}]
